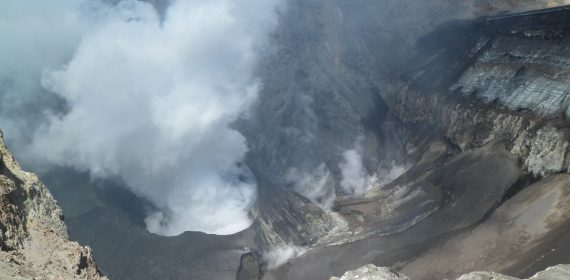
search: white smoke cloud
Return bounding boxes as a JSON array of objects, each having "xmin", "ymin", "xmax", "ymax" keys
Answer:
[
  {"xmin": 286, "ymin": 164, "xmax": 336, "ymax": 210},
  {"xmin": 262, "ymin": 245, "xmax": 307, "ymax": 269},
  {"xmin": 339, "ymin": 149, "xmax": 377, "ymax": 196},
  {"xmin": 339, "ymin": 146, "xmax": 407, "ymax": 196},
  {"xmin": 0, "ymin": 0, "xmax": 283, "ymax": 236},
  {"xmin": 0, "ymin": 0, "xmax": 96, "ymax": 145},
  {"xmin": 285, "ymin": 143, "xmax": 380, "ymax": 209},
  {"xmin": 338, "ymin": 137, "xmax": 386, "ymax": 196},
  {"xmin": 377, "ymin": 162, "xmax": 407, "ymax": 187}
]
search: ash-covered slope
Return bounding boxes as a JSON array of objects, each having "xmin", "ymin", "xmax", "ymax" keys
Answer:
[
  {"xmin": 261, "ymin": 3, "xmax": 570, "ymax": 280},
  {"xmin": 393, "ymin": 7, "xmax": 570, "ymax": 279},
  {"xmin": 240, "ymin": 0, "xmax": 499, "ymax": 252},
  {"xmin": 0, "ymin": 130, "xmax": 106, "ymax": 280},
  {"xmin": 239, "ymin": 0, "xmax": 570, "ymax": 254},
  {"xmin": 40, "ymin": 168, "xmax": 257, "ymax": 280}
]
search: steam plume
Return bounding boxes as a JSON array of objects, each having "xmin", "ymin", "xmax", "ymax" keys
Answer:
[
  {"xmin": 339, "ymin": 148, "xmax": 378, "ymax": 196},
  {"xmin": 0, "ymin": 0, "xmax": 282, "ymax": 235},
  {"xmin": 286, "ymin": 164, "xmax": 336, "ymax": 210}
]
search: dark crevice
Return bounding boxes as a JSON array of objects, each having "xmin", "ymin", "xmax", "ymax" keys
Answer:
[
  {"xmin": 76, "ymin": 254, "xmax": 89, "ymax": 275},
  {"xmin": 481, "ymin": 172, "xmax": 540, "ymax": 222},
  {"xmin": 236, "ymin": 251, "xmax": 266, "ymax": 280},
  {"xmin": 500, "ymin": 173, "xmax": 540, "ymax": 204}
]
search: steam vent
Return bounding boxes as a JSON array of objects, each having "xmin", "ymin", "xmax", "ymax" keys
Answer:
[{"xmin": 2, "ymin": 1, "xmax": 570, "ymax": 279}]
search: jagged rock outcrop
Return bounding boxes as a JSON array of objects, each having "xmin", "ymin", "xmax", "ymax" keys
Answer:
[
  {"xmin": 459, "ymin": 264, "xmax": 570, "ymax": 280},
  {"xmin": 331, "ymin": 264, "xmax": 410, "ymax": 280},
  {"xmin": 392, "ymin": 88, "xmax": 570, "ymax": 177},
  {"xmin": 0, "ymin": 130, "xmax": 106, "ymax": 280},
  {"xmin": 336, "ymin": 264, "xmax": 570, "ymax": 280}
]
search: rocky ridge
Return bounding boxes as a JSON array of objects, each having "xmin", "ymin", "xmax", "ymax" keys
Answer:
[
  {"xmin": 334, "ymin": 264, "xmax": 570, "ymax": 280},
  {"xmin": 0, "ymin": 130, "xmax": 105, "ymax": 280}
]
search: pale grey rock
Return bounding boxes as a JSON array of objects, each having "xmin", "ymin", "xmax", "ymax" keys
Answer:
[
  {"xmin": 337, "ymin": 264, "xmax": 570, "ymax": 280},
  {"xmin": 523, "ymin": 127, "xmax": 569, "ymax": 176},
  {"xmin": 394, "ymin": 87, "xmax": 570, "ymax": 176},
  {"xmin": 458, "ymin": 271, "xmax": 519, "ymax": 280},
  {"xmin": 530, "ymin": 264, "xmax": 570, "ymax": 280},
  {"xmin": 458, "ymin": 264, "xmax": 570, "ymax": 280},
  {"xmin": 332, "ymin": 265, "xmax": 410, "ymax": 280},
  {"xmin": 0, "ymin": 130, "xmax": 106, "ymax": 280}
]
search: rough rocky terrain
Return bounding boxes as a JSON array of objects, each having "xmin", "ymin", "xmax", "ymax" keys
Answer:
[
  {"xmin": 334, "ymin": 264, "xmax": 570, "ymax": 280},
  {"xmin": 331, "ymin": 265, "xmax": 410, "ymax": 280},
  {"xmin": 243, "ymin": 0, "xmax": 570, "ymax": 254},
  {"xmin": 0, "ymin": 130, "xmax": 106, "ymax": 280},
  {"xmin": 261, "ymin": 3, "xmax": 570, "ymax": 280}
]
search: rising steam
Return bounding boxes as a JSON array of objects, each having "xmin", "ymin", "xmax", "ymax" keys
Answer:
[
  {"xmin": 286, "ymin": 164, "xmax": 336, "ymax": 210},
  {"xmin": 286, "ymin": 142, "xmax": 378, "ymax": 210},
  {"xmin": 339, "ymin": 148, "xmax": 378, "ymax": 196},
  {"xmin": 0, "ymin": 0, "xmax": 282, "ymax": 235}
]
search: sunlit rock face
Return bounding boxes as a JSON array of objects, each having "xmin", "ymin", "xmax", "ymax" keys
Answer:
[
  {"xmin": 335, "ymin": 264, "xmax": 570, "ymax": 280},
  {"xmin": 458, "ymin": 265, "xmax": 570, "ymax": 280},
  {"xmin": 331, "ymin": 264, "xmax": 410, "ymax": 280},
  {"xmin": 0, "ymin": 131, "xmax": 106, "ymax": 280}
]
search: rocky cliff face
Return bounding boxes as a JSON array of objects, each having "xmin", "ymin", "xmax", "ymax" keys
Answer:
[
  {"xmin": 0, "ymin": 130, "xmax": 105, "ymax": 280},
  {"xmin": 391, "ymin": 5, "xmax": 570, "ymax": 177}
]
